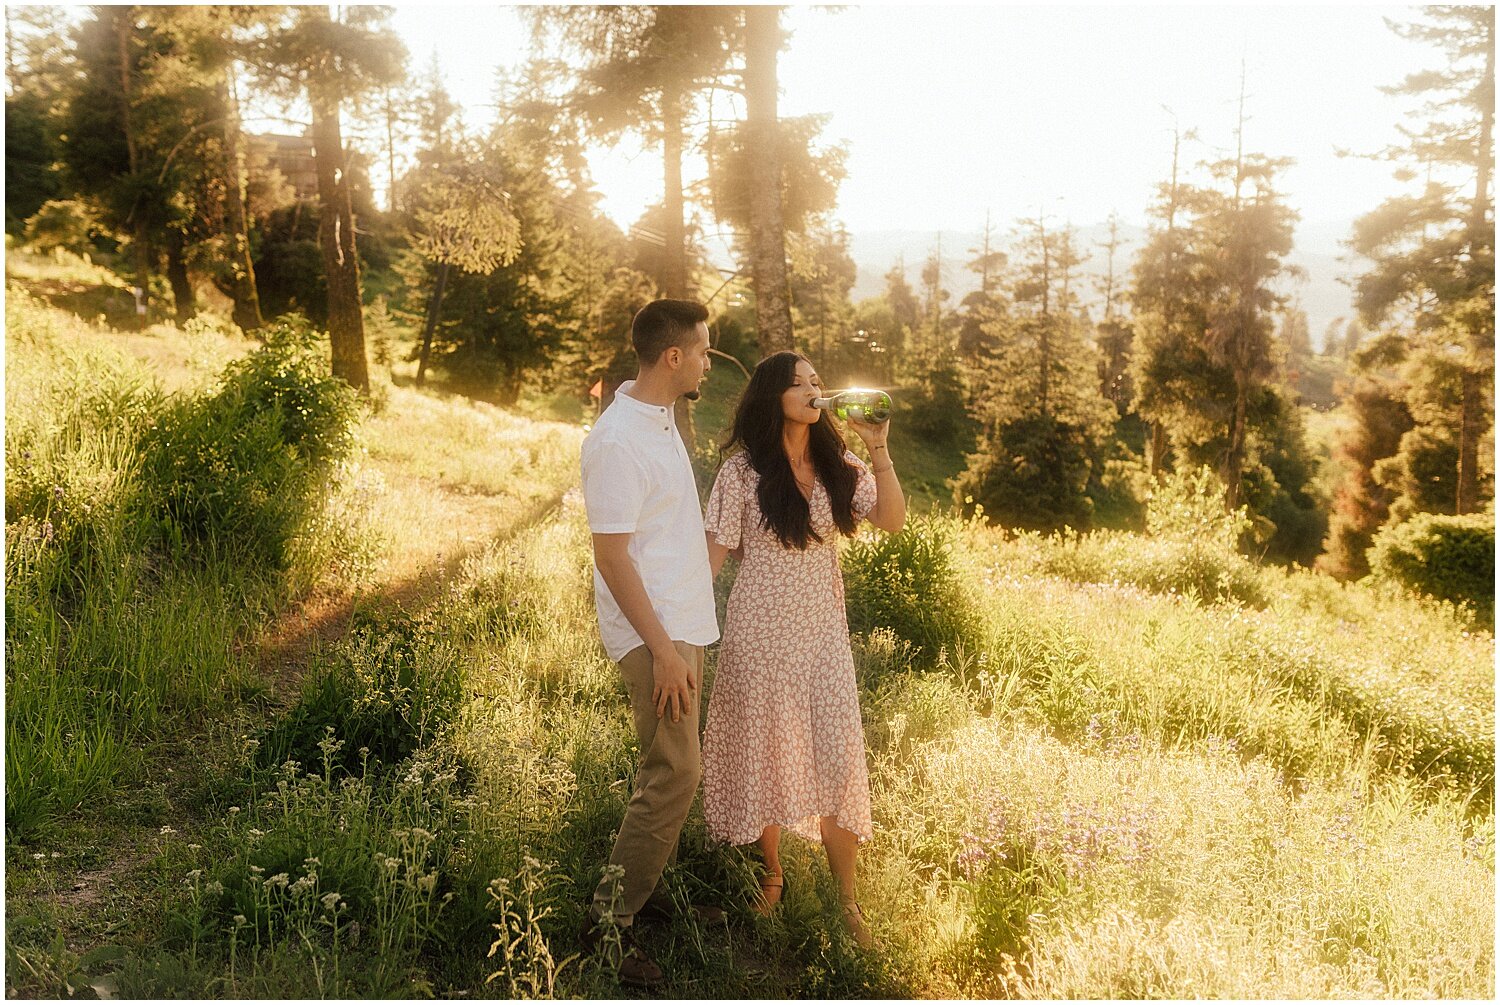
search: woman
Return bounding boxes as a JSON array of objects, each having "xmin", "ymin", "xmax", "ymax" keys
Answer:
[{"xmin": 701, "ymin": 351, "xmax": 906, "ymax": 948}]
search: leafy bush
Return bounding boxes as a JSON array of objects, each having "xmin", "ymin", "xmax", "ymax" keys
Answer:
[
  {"xmin": 1370, "ymin": 511, "xmax": 1495, "ymax": 625},
  {"xmin": 258, "ymin": 613, "xmax": 465, "ymax": 775},
  {"xmin": 1144, "ymin": 465, "xmax": 1251, "ymax": 548},
  {"xmin": 23, "ymin": 199, "xmax": 102, "ymax": 257},
  {"xmin": 1017, "ymin": 530, "xmax": 1270, "ymax": 607},
  {"xmin": 138, "ymin": 319, "xmax": 359, "ymax": 569},
  {"xmin": 843, "ymin": 514, "xmax": 979, "ymax": 661}
]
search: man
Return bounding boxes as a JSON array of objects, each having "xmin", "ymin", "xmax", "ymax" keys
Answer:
[{"xmin": 578, "ymin": 298, "xmax": 718, "ymax": 987}]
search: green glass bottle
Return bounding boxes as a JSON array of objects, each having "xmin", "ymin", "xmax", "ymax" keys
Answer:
[{"xmin": 811, "ymin": 388, "xmax": 892, "ymax": 424}]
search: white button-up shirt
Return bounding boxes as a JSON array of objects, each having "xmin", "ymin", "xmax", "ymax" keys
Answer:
[{"xmin": 580, "ymin": 384, "xmax": 720, "ymax": 662}]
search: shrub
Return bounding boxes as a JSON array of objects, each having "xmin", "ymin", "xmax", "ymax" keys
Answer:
[
  {"xmin": 1144, "ymin": 465, "xmax": 1251, "ymax": 549},
  {"xmin": 1369, "ymin": 511, "xmax": 1495, "ymax": 625},
  {"xmin": 138, "ymin": 319, "xmax": 359, "ymax": 569},
  {"xmin": 843, "ymin": 514, "xmax": 979, "ymax": 661},
  {"xmin": 258, "ymin": 613, "xmax": 465, "ymax": 776},
  {"xmin": 23, "ymin": 199, "xmax": 102, "ymax": 257},
  {"xmin": 1020, "ymin": 530, "xmax": 1270, "ymax": 608}
]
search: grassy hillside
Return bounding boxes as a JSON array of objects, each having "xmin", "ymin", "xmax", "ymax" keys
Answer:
[{"xmin": 5, "ymin": 269, "xmax": 1493, "ymax": 998}]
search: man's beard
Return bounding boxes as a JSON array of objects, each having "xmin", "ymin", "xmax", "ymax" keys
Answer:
[{"xmin": 683, "ymin": 389, "xmax": 701, "ymax": 402}]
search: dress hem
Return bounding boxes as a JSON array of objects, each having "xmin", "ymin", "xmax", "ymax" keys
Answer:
[{"xmin": 706, "ymin": 812, "xmax": 872, "ymax": 849}]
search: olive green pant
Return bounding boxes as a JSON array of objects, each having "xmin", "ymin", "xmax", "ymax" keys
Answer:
[{"xmin": 591, "ymin": 641, "xmax": 704, "ymax": 926}]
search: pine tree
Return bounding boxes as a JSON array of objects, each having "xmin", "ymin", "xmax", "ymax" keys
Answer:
[
  {"xmin": 248, "ymin": 6, "xmax": 406, "ymax": 393},
  {"xmin": 1348, "ymin": 6, "xmax": 1495, "ymax": 517},
  {"xmin": 956, "ymin": 214, "xmax": 1114, "ymax": 531},
  {"xmin": 1094, "ymin": 213, "xmax": 1135, "ymax": 416}
]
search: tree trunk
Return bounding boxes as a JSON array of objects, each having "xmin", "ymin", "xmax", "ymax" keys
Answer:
[
  {"xmin": 385, "ymin": 87, "xmax": 400, "ymax": 214},
  {"xmin": 1457, "ymin": 366, "xmax": 1482, "ymax": 514},
  {"xmin": 1472, "ymin": 17, "xmax": 1494, "ymax": 245},
  {"xmin": 1223, "ymin": 381, "xmax": 1248, "ymax": 511},
  {"xmin": 743, "ymin": 5, "xmax": 794, "ymax": 355},
  {"xmin": 311, "ymin": 88, "xmax": 371, "ymax": 393},
  {"xmin": 165, "ymin": 229, "xmax": 196, "ymax": 323},
  {"xmin": 218, "ymin": 73, "xmax": 263, "ymax": 332},
  {"xmin": 416, "ymin": 260, "xmax": 450, "ymax": 386},
  {"xmin": 114, "ymin": 8, "xmax": 152, "ymax": 326},
  {"xmin": 661, "ymin": 85, "xmax": 688, "ymax": 300},
  {"xmin": 660, "ymin": 83, "xmax": 696, "ymax": 447},
  {"xmin": 1149, "ymin": 422, "xmax": 1167, "ymax": 478}
]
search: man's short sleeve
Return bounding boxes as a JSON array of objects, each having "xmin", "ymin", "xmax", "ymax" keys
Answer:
[{"xmin": 581, "ymin": 435, "xmax": 649, "ymax": 534}]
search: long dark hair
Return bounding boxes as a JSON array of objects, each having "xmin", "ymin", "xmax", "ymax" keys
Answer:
[{"xmin": 720, "ymin": 351, "xmax": 858, "ymax": 550}]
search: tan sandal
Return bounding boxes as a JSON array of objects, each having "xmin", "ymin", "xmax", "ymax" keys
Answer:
[
  {"xmin": 754, "ymin": 873, "xmax": 784, "ymax": 915},
  {"xmin": 842, "ymin": 900, "xmax": 873, "ymax": 948}
]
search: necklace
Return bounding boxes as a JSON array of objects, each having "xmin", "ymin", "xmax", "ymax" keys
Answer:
[{"xmin": 790, "ymin": 458, "xmax": 814, "ymax": 492}]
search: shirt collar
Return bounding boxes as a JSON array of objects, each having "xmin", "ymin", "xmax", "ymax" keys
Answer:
[{"xmin": 614, "ymin": 384, "xmax": 673, "ymax": 419}]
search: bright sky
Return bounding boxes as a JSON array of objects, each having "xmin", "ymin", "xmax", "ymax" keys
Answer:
[{"xmin": 387, "ymin": 2, "xmax": 1429, "ymax": 239}]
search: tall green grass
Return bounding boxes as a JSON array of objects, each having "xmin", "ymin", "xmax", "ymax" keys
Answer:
[
  {"xmin": 114, "ymin": 493, "xmax": 1490, "ymax": 998},
  {"xmin": 6, "ymin": 289, "xmax": 1491, "ymax": 997},
  {"xmin": 5, "ymin": 292, "xmax": 361, "ymax": 837}
]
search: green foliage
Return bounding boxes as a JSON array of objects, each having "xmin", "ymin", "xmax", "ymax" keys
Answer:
[
  {"xmin": 4, "ymin": 298, "xmax": 365, "ymax": 838},
  {"xmin": 258, "ymin": 614, "xmax": 465, "ymax": 774},
  {"xmin": 1342, "ymin": 9, "xmax": 1495, "ymax": 528},
  {"xmin": 956, "ymin": 218, "xmax": 1116, "ymax": 533},
  {"xmin": 1241, "ymin": 393, "xmax": 1327, "ymax": 566},
  {"xmin": 1319, "ymin": 375, "xmax": 1414, "ymax": 579},
  {"xmin": 956, "ymin": 415, "xmax": 1096, "ymax": 533},
  {"xmin": 708, "ymin": 114, "xmax": 850, "ymax": 235},
  {"xmin": 22, "ymin": 200, "xmax": 103, "ymax": 256},
  {"xmin": 409, "ymin": 171, "xmax": 521, "ymax": 272},
  {"xmin": 138, "ymin": 319, "xmax": 359, "ymax": 568},
  {"xmin": 5, "ymin": 88, "xmax": 65, "ymax": 234},
  {"xmin": 842, "ymin": 515, "xmax": 979, "ymax": 661},
  {"xmin": 398, "ymin": 126, "xmax": 618, "ymax": 404},
  {"xmin": 1144, "ymin": 465, "xmax": 1251, "ymax": 550},
  {"xmin": 251, "ymin": 203, "xmax": 328, "ymax": 323},
  {"xmin": 158, "ymin": 744, "xmax": 476, "ymax": 997},
  {"xmin": 1016, "ymin": 530, "xmax": 1270, "ymax": 608},
  {"xmin": 898, "ymin": 356, "xmax": 973, "ymax": 447},
  {"xmin": 1086, "ymin": 446, "xmax": 1150, "ymax": 532},
  {"xmin": 1370, "ymin": 511, "xmax": 1495, "ymax": 625}
]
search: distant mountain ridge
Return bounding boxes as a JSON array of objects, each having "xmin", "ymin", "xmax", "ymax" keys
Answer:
[{"xmin": 847, "ymin": 219, "xmax": 1363, "ymax": 353}]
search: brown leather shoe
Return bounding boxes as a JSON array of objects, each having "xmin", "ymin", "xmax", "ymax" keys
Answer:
[
  {"xmin": 578, "ymin": 910, "xmax": 665, "ymax": 988},
  {"xmin": 637, "ymin": 890, "xmax": 727, "ymax": 926},
  {"xmin": 614, "ymin": 937, "xmax": 665, "ymax": 989}
]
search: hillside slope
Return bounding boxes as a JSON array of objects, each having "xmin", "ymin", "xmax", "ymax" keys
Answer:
[{"xmin": 5, "ymin": 273, "xmax": 1492, "ymax": 998}]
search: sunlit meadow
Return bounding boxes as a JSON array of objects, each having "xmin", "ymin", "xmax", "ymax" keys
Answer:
[{"xmin": 5, "ymin": 285, "xmax": 1493, "ymax": 997}]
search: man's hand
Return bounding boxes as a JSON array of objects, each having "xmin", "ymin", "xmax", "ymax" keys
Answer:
[{"xmin": 652, "ymin": 646, "xmax": 698, "ymax": 723}]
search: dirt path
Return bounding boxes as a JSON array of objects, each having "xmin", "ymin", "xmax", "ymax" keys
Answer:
[{"xmin": 254, "ymin": 474, "xmax": 573, "ymax": 702}]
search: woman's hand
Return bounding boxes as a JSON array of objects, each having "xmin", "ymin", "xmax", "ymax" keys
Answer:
[{"xmin": 846, "ymin": 414, "xmax": 890, "ymax": 453}]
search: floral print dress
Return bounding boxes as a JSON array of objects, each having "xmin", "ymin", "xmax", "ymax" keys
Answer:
[{"xmin": 700, "ymin": 450, "xmax": 878, "ymax": 846}]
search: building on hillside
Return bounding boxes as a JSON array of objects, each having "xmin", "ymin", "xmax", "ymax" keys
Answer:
[{"xmin": 248, "ymin": 132, "xmax": 318, "ymax": 201}]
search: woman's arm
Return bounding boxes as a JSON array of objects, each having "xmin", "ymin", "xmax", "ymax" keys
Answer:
[
  {"xmin": 707, "ymin": 534, "xmax": 745, "ymax": 578},
  {"xmin": 863, "ymin": 442, "xmax": 907, "ymax": 533},
  {"xmin": 707, "ymin": 534, "xmax": 732, "ymax": 578},
  {"xmin": 849, "ymin": 421, "xmax": 907, "ymax": 533}
]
